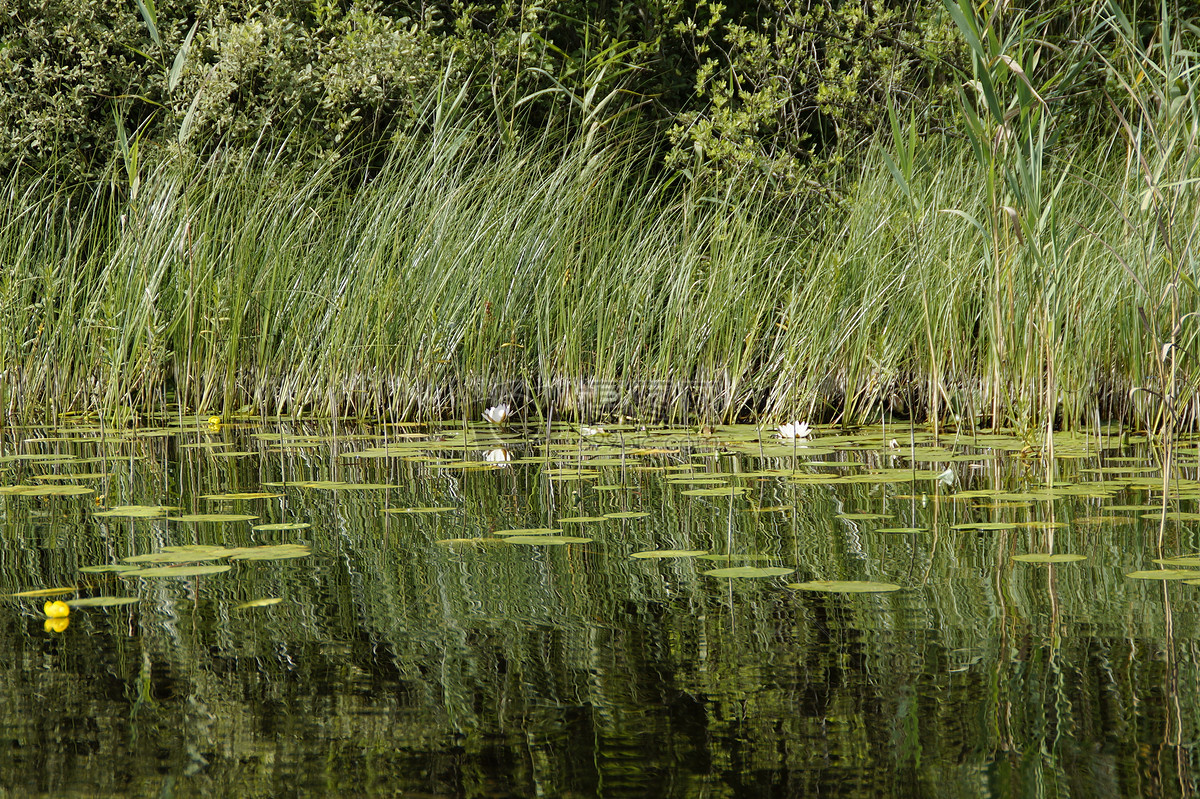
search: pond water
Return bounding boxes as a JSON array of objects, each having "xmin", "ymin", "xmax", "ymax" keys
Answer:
[{"xmin": 3, "ymin": 419, "xmax": 1200, "ymax": 797}]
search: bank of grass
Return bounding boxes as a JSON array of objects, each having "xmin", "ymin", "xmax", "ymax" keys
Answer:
[{"xmin": 1, "ymin": 100, "xmax": 1196, "ymax": 434}]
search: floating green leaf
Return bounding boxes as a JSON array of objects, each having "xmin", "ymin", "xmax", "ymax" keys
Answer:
[
  {"xmin": 124, "ymin": 565, "xmax": 233, "ymax": 578},
  {"xmin": 252, "ymin": 522, "xmax": 312, "ymax": 531},
  {"xmin": 8, "ymin": 587, "xmax": 75, "ymax": 597},
  {"xmin": 125, "ymin": 546, "xmax": 233, "ymax": 562},
  {"xmin": 503, "ymin": 535, "xmax": 592, "ymax": 545},
  {"xmin": 604, "ymin": 511, "xmax": 650, "ymax": 519},
  {"xmin": 557, "ymin": 516, "xmax": 609, "ymax": 523},
  {"xmin": 631, "ymin": 550, "xmax": 708, "ymax": 559},
  {"xmin": 0, "ymin": 484, "xmax": 94, "ymax": 496},
  {"xmin": 167, "ymin": 513, "xmax": 258, "ymax": 523},
  {"xmin": 79, "ymin": 564, "xmax": 143, "ymax": 574},
  {"xmin": 435, "ymin": 537, "xmax": 506, "ymax": 547},
  {"xmin": 94, "ymin": 505, "xmax": 177, "ymax": 518},
  {"xmin": 496, "ymin": 528, "xmax": 563, "ymax": 536},
  {"xmin": 228, "ymin": 545, "xmax": 312, "ymax": 561},
  {"xmin": 66, "ymin": 597, "xmax": 140, "ymax": 607},
  {"xmin": 680, "ymin": 486, "xmax": 748, "ymax": 497},
  {"xmin": 1126, "ymin": 569, "xmax": 1200, "ymax": 580},
  {"xmin": 1153, "ymin": 556, "xmax": 1200, "ymax": 567},
  {"xmin": 383, "ymin": 506, "xmax": 456, "ymax": 514},
  {"xmin": 1012, "ymin": 554, "xmax": 1087, "ymax": 563},
  {"xmin": 236, "ymin": 598, "xmax": 284, "ymax": 609},
  {"xmin": 201, "ymin": 492, "xmax": 283, "ymax": 500},
  {"xmin": 874, "ymin": 527, "xmax": 927, "ymax": 534},
  {"xmin": 787, "ymin": 580, "xmax": 902, "ymax": 593},
  {"xmin": 31, "ymin": 472, "xmax": 113, "ymax": 481},
  {"xmin": 703, "ymin": 566, "xmax": 794, "ymax": 578}
]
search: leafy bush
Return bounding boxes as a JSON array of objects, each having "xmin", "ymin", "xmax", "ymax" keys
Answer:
[{"xmin": 0, "ymin": 0, "xmax": 1179, "ymax": 193}]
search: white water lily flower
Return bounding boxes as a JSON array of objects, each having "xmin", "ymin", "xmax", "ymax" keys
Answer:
[
  {"xmin": 483, "ymin": 404, "xmax": 511, "ymax": 425},
  {"xmin": 580, "ymin": 425, "xmax": 603, "ymax": 437},
  {"xmin": 777, "ymin": 421, "xmax": 812, "ymax": 440},
  {"xmin": 937, "ymin": 467, "xmax": 956, "ymax": 487},
  {"xmin": 485, "ymin": 448, "xmax": 512, "ymax": 463}
]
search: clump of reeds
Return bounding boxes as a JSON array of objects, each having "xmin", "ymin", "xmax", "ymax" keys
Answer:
[{"xmin": 0, "ymin": 3, "xmax": 1195, "ymax": 434}]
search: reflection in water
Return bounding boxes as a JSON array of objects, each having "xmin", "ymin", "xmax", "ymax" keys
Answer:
[{"xmin": 0, "ymin": 421, "xmax": 1198, "ymax": 796}]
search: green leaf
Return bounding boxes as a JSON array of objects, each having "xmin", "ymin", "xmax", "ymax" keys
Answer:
[
  {"xmin": 134, "ymin": 0, "xmax": 160, "ymax": 47},
  {"xmin": 703, "ymin": 566, "xmax": 793, "ymax": 578},
  {"xmin": 168, "ymin": 20, "xmax": 198, "ymax": 93},
  {"xmin": 788, "ymin": 580, "xmax": 902, "ymax": 593},
  {"xmin": 631, "ymin": 550, "xmax": 707, "ymax": 559},
  {"xmin": 236, "ymin": 598, "xmax": 283, "ymax": 609},
  {"xmin": 1012, "ymin": 554, "xmax": 1086, "ymax": 563},
  {"xmin": 124, "ymin": 565, "xmax": 233, "ymax": 578},
  {"xmin": 67, "ymin": 597, "xmax": 140, "ymax": 608}
]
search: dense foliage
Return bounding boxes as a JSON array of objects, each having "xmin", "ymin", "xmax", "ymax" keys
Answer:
[{"xmin": 0, "ymin": 0, "xmax": 1164, "ymax": 189}]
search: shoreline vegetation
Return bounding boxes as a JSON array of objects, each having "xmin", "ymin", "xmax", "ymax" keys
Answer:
[{"xmin": 1, "ymin": 0, "xmax": 1196, "ymax": 435}]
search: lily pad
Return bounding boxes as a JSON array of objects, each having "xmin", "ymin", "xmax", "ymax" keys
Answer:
[
  {"xmin": 703, "ymin": 566, "xmax": 794, "ymax": 578},
  {"xmin": 79, "ymin": 564, "xmax": 143, "ymax": 574},
  {"xmin": 496, "ymin": 528, "xmax": 563, "ymax": 536},
  {"xmin": 0, "ymin": 485, "xmax": 94, "ymax": 496},
  {"xmin": 125, "ymin": 546, "xmax": 233, "ymax": 562},
  {"xmin": 787, "ymin": 580, "xmax": 903, "ymax": 593},
  {"xmin": 228, "ymin": 545, "xmax": 312, "ymax": 561},
  {"xmin": 434, "ymin": 537, "xmax": 506, "ymax": 547},
  {"xmin": 503, "ymin": 535, "xmax": 592, "ymax": 545},
  {"xmin": 1126, "ymin": 569, "xmax": 1200, "ymax": 580},
  {"xmin": 680, "ymin": 487, "xmax": 748, "ymax": 497},
  {"xmin": 66, "ymin": 597, "xmax": 140, "ymax": 608},
  {"xmin": 167, "ymin": 514, "xmax": 258, "ymax": 523},
  {"xmin": 235, "ymin": 598, "xmax": 284, "ymax": 609},
  {"xmin": 631, "ymin": 550, "xmax": 708, "ymax": 559},
  {"xmin": 252, "ymin": 522, "xmax": 312, "ymax": 531},
  {"xmin": 201, "ymin": 492, "xmax": 283, "ymax": 500},
  {"xmin": 383, "ymin": 506, "xmax": 457, "ymax": 514},
  {"xmin": 1012, "ymin": 554, "xmax": 1087, "ymax": 563},
  {"xmin": 874, "ymin": 527, "xmax": 928, "ymax": 534},
  {"xmin": 604, "ymin": 511, "xmax": 650, "ymax": 519},
  {"xmin": 1153, "ymin": 557, "xmax": 1200, "ymax": 567},
  {"xmin": 94, "ymin": 505, "xmax": 177, "ymax": 518},
  {"xmin": 557, "ymin": 516, "xmax": 609, "ymax": 523},
  {"xmin": 124, "ymin": 564, "xmax": 233, "ymax": 578},
  {"xmin": 8, "ymin": 587, "xmax": 75, "ymax": 598},
  {"xmin": 31, "ymin": 472, "xmax": 113, "ymax": 481}
]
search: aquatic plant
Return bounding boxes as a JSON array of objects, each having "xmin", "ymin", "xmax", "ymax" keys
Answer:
[{"xmin": 777, "ymin": 422, "xmax": 812, "ymax": 440}]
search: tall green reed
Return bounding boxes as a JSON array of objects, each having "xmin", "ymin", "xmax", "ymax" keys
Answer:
[{"xmin": 1, "ymin": 44, "xmax": 1196, "ymax": 431}]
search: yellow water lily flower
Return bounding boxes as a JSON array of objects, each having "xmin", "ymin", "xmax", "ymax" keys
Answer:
[
  {"xmin": 43, "ymin": 600, "xmax": 70, "ymax": 618},
  {"xmin": 207, "ymin": 415, "xmax": 222, "ymax": 430},
  {"xmin": 44, "ymin": 617, "xmax": 69, "ymax": 633}
]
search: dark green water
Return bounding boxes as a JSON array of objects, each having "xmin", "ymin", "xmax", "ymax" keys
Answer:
[{"xmin": 2, "ymin": 420, "xmax": 1199, "ymax": 797}]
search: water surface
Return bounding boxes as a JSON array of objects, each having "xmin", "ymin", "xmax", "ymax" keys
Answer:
[{"xmin": 2, "ymin": 420, "xmax": 1198, "ymax": 797}]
